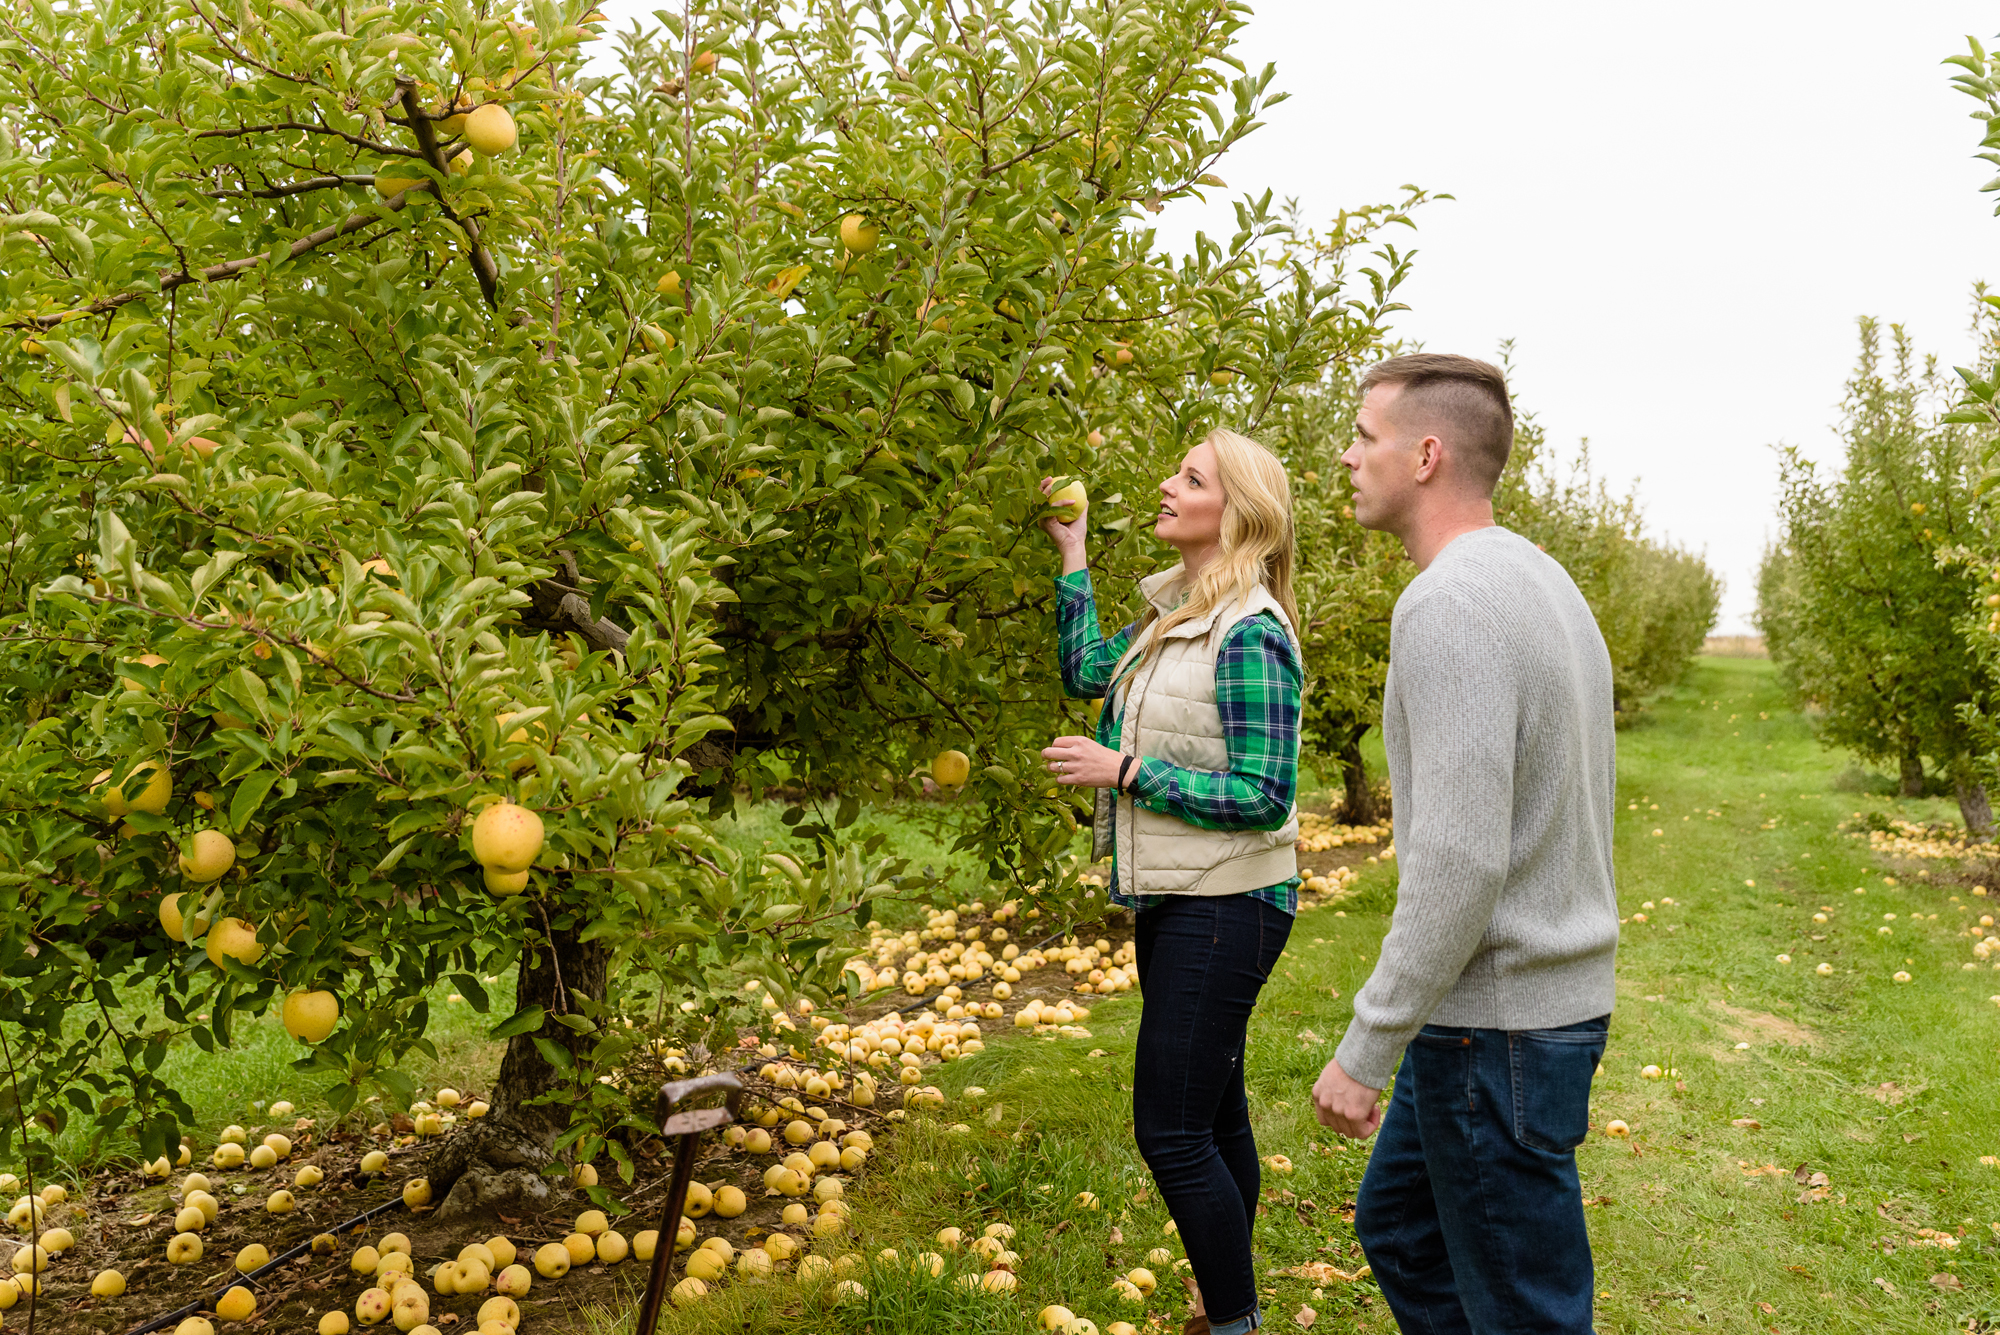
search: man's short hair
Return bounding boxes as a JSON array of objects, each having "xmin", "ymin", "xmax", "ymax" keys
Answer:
[{"xmin": 1358, "ymin": 354, "xmax": 1514, "ymax": 493}]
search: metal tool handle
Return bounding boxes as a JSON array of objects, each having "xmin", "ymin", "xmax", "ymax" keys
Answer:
[{"xmin": 632, "ymin": 1071, "xmax": 745, "ymax": 1335}]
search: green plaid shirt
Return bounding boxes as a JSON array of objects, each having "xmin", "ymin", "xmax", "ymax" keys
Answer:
[{"xmin": 1056, "ymin": 570, "xmax": 1301, "ymax": 916}]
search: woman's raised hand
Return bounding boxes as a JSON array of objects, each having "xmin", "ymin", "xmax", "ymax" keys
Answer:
[{"xmin": 1039, "ymin": 475, "xmax": 1088, "ymax": 572}]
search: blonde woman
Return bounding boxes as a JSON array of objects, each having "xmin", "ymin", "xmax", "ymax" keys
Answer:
[{"xmin": 1039, "ymin": 428, "xmax": 1303, "ymax": 1335}]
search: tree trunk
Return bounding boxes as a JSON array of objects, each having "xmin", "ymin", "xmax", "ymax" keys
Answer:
[
  {"xmin": 429, "ymin": 914, "xmax": 611, "ymax": 1219},
  {"xmin": 1339, "ymin": 729, "xmax": 1379, "ymax": 827},
  {"xmin": 1900, "ymin": 744, "xmax": 1925, "ymax": 798},
  {"xmin": 1956, "ymin": 772, "xmax": 1995, "ymax": 844}
]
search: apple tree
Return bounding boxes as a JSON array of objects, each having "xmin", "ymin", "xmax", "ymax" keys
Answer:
[{"xmin": 0, "ymin": 0, "xmax": 1427, "ymax": 1206}]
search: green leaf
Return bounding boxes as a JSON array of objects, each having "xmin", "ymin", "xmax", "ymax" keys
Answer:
[
  {"xmin": 229, "ymin": 771, "xmax": 279, "ymax": 830},
  {"xmin": 488, "ymin": 1006, "xmax": 547, "ymax": 1041}
]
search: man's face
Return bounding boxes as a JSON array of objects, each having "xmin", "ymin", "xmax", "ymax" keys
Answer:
[{"xmin": 1341, "ymin": 384, "xmax": 1420, "ymax": 533}]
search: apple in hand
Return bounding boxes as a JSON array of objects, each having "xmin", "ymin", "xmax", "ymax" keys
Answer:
[{"xmin": 1044, "ymin": 476, "xmax": 1087, "ymax": 522}]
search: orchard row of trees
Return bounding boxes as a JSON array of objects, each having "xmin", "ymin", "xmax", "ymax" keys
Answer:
[
  {"xmin": 1755, "ymin": 36, "xmax": 2000, "ymax": 838},
  {"xmin": 0, "ymin": 0, "xmax": 1717, "ymax": 1197},
  {"xmin": 1758, "ymin": 318, "xmax": 1998, "ymax": 835}
]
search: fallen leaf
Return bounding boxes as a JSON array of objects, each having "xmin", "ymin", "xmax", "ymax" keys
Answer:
[
  {"xmin": 1108, "ymin": 1227, "xmax": 1123, "ymax": 1244},
  {"xmin": 1873, "ymin": 1277, "xmax": 1896, "ymax": 1293},
  {"xmin": 1930, "ymin": 1273, "xmax": 1964, "ymax": 1291},
  {"xmin": 1809, "ymin": 1172, "xmax": 1829, "ymax": 1188},
  {"xmin": 1739, "ymin": 1162, "xmax": 1786, "ymax": 1177},
  {"xmin": 1294, "ymin": 1304, "xmax": 1317, "ymax": 1328},
  {"xmin": 1732, "ymin": 1118, "xmax": 1762, "ymax": 1129}
]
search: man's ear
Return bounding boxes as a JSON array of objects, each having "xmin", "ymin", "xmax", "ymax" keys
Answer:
[{"xmin": 1411, "ymin": 434, "xmax": 1445, "ymax": 484}]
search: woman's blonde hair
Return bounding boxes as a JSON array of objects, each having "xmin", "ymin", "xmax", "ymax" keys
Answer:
[{"xmin": 1123, "ymin": 427, "xmax": 1298, "ymax": 678}]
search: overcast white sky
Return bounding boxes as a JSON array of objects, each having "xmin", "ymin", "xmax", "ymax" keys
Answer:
[{"xmin": 595, "ymin": 2, "xmax": 2000, "ymax": 633}]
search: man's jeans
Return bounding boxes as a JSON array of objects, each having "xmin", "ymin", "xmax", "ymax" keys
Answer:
[
  {"xmin": 1133, "ymin": 894, "xmax": 1294, "ymax": 1335},
  {"xmin": 1356, "ymin": 1016, "xmax": 1609, "ymax": 1334}
]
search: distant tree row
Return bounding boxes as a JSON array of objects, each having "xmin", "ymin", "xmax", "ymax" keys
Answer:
[{"xmin": 1753, "ymin": 37, "xmax": 2000, "ymax": 838}]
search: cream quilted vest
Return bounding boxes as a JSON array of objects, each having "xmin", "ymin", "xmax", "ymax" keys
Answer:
[{"xmin": 1108, "ymin": 565, "xmax": 1301, "ymax": 897}]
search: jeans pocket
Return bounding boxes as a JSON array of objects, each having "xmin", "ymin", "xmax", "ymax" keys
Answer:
[{"xmin": 1507, "ymin": 1028, "xmax": 1606, "ymax": 1152}]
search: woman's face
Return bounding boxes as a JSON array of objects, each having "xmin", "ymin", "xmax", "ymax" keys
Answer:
[{"xmin": 1156, "ymin": 441, "xmax": 1225, "ymax": 549}]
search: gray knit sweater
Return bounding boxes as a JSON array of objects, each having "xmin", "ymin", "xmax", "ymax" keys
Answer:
[{"xmin": 1334, "ymin": 526, "xmax": 1620, "ymax": 1089}]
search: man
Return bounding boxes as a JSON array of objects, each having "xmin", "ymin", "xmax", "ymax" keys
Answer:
[{"xmin": 1311, "ymin": 354, "xmax": 1619, "ymax": 1333}]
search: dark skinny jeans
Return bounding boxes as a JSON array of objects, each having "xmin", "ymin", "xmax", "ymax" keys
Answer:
[{"xmin": 1133, "ymin": 893, "xmax": 1293, "ymax": 1329}]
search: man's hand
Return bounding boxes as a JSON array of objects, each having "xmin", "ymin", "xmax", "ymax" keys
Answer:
[{"xmin": 1312, "ymin": 1057, "xmax": 1384, "ymax": 1139}]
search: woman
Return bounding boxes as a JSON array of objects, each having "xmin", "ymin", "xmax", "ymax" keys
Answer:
[{"xmin": 1039, "ymin": 427, "xmax": 1303, "ymax": 1335}]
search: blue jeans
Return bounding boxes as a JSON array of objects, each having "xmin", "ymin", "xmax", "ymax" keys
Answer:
[
  {"xmin": 1133, "ymin": 894, "xmax": 1294, "ymax": 1335},
  {"xmin": 1356, "ymin": 1016, "xmax": 1609, "ymax": 1335}
]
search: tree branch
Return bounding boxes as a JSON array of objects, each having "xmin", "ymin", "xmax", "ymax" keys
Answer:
[
  {"xmin": 395, "ymin": 77, "xmax": 500, "ymax": 309},
  {"xmin": 7, "ymin": 193, "xmax": 416, "ymax": 330}
]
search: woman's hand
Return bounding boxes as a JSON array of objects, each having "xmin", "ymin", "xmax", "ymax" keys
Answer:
[
  {"xmin": 1038, "ymin": 476, "xmax": 1088, "ymax": 576},
  {"xmin": 1042, "ymin": 734, "xmax": 1127, "ymax": 789}
]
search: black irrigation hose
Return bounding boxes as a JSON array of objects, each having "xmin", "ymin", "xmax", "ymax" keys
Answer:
[{"xmin": 125, "ymin": 1190, "xmax": 409, "ymax": 1335}]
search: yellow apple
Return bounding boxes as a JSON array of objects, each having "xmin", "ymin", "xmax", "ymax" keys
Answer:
[
  {"xmin": 402, "ymin": 1178, "xmax": 431, "ymax": 1209},
  {"xmin": 932, "ymin": 749, "xmax": 971, "ymax": 788},
  {"xmin": 840, "ymin": 214, "xmax": 879, "ymax": 254},
  {"xmin": 320, "ymin": 1313, "xmax": 352, "ymax": 1335},
  {"xmin": 495, "ymin": 1263, "xmax": 531, "ymax": 1296},
  {"xmin": 176, "ymin": 1320, "xmax": 215, "ymax": 1335},
  {"xmin": 1045, "ymin": 476, "xmax": 1088, "ymax": 520},
  {"xmin": 283, "ymin": 990, "xmax": 340, "ymax": 1042},
  {"xmin": 692, "ymin": 49, "xmax": 718, "ymax": 73},
  {"xmin": 464, "ymin": 104, "xmax": 517, "ymax": 154},
  {"xmin": 159, "ymin": 891, "xmax": 212, "ymax": 943},
  {"xmin": 354, "ymin": 1287, "xmax": 392, "ymax": 1325},
  {"xmin": 179, "ymin": 829, "xmax": 236, "ymax": 882},
  {"xmin": 204, "ymin": 917, "xmax": 262, "ymax": 968},
  {"xmin": 359, "ymin": 1150, "xmax": 388, "ymax": 1174},
  {"xmin": 713, "ymin": 1184, "xmax": 747, "ymax": 1217},
  {"xmin": 374, "ymin": 172, "xmax": 429, "ymax": 199},
  {"xmin": 672, "ymin": 1276, "xmax": 707, "ymax": 1306},
  {"xmin": 484, "ymin": 866, "xmax": 529, "ymax": 895},
  {"xmin": 562, "ymin": 1232, "xmax": 595, "ymax": 1266},
  {"xmin": 96, "ymin": 760, "xmax": 170, "ymax": 817},
  {"xmin": 532, "ymin": 1242, "xmax": 570, "ymax": 1278},
  {"xmin": 657, "ymin": 270, "xmax": 683, "ymax": 296},
  {"xmin": 235, "ymin": 1243, "xmax": 270, "ymax": 1272},
  {"xmin": 470, "ymin": 801, "xmax": 544, "ymax": 871},
  {"xmin": 166, "ymin": 1231, "xmax": 203, "ymax": 1264},
  {"xmin": 596, "ymin": 1230, "xmax": 630, "ymax": 1264},
  {"xmin": 92, "ymin": 1268, "xmax": 126, "ymax": 1297}
]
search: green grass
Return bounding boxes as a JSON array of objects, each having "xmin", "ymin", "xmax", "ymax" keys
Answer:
[{"xmin": 609, "ymin": 657, "xmax": 2000, "ymax": 1334}]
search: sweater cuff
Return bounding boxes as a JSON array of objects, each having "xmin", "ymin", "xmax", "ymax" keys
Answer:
[{"xmin": 1332, "ymin": 1025, "xmax": 1401, "ymax": 1093}]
